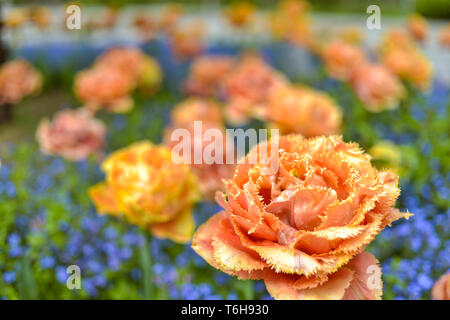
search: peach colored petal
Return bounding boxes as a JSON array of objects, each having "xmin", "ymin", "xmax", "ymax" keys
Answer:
[
  {"xmin": 267, "ymin": 86, "xmax": 342, "ymax": 137},
  {"xmin": 383, "ymin": 208, "xmax": 413, "ymax": 228},
  {"xmin": 0, "ymin": 59, "xmax": 42, "ymax": 104},
  {"xmin": 89, "ymin": 183, "xmax": 121, "ymax": 215},
  {"xmin": 212, "ymin": 218, "xmax": 267, "ymax": 273},
  {"xmin": 192, "ymin": 212, "xmax": 226, "ymax": 269},
  {"xmin": 266, "ymin": 187, "xmax": 338, "ymax": 231},
  {"xmin": 319, "ymin": 196, "xmax": 359, "ymax": 228},
  {"xmin": 431, "ymin": 272, "xmax": 450, "ymax": 300},
  {"xmin": 342, "ymin": 252, "xmax": 382, "ymax": 300},
  {"xmin": 235, "ymin": 232, "xmax": 335, "ymax": 276},
  {"xmin": 151, "ymin": 207, "xmax": 195, "ymax": 244},
  {"xmin": 325, "ymin": 214, "xmax": 383, "ymax": 255},
  {"xmin": 322, "ymin": 39, "xmax": 366, "ymax": 80},
  {"xmin": 264, "ymin": 267, "xmax": 354, "ymax": 300},
  {"xmin": 36, "ymin": 108, "xmax": 106, "ymax": 161},
  {"xmin": 192, "ymin": 212, "xmax": 264, "ymax": 280}
]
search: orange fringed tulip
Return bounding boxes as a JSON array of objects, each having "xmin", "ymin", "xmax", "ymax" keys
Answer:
[
  {"xmin": 29, "ymin": 6, "xmax": 52, "ymax": 29},
  {"xmin": 4, "ymin": 8, "xmax": 28, "ymax": 29},
  {"xmin": 267, "ymin": 86, "xmax": 341, "ymax": 137},
  {"xmin": 171, "ymin": 98, "xmax": 224, "ymax": 127},
  {"xmin": 74, "ymin": 67, "xmax": 135, "ymax": 113},
  {"xmin": 90, "ymin": 142, "xmax": 199, "ymax": 243},
  {"xmin": 381, "ymin": 47, "xmax": 432, "ymax": 92},
  {"xmin": 224, "ymin": 2, "xmax": 256, "ymax": 28},
  {"xmin": 164, "ymin": 98, "xmax": 235, "ymax": 200},
  {"xmin": 193, "ymin": 135, "xmax": 411, "ymax": 300},
  {"xmin": 380, "ymin": 29, "xmax": 433, "ymax": 91},
  {"xmin": 337, "ymin": 27, "xmax": 365, "ymax": 45},
  {"xmin": 350, "ymin": 63, "xmax": 405, "ymax": 112},
  {"xmin": 95, "ymin": 47, "xmax": 163, "ymax": 94},
  {"xmin": 432, "ymin": 272, "xmax": 450, "ymax": 300},
  {"xmin": 439, "ymin": 24, "xmax": 450, "ymax": 47},
  {"xmin": 170, "ymin": 23, "xmax": 205, "ymax": 61},
  {"xmin": 165, "ymin": 122, "xmax": 235, "ymax": 201},
  {"xmin": 184, "ymin": 55, "xmax": 235, "ymax": 97},
  {"xmin": 158, "ymin": 4, "xmax": 184, "ymax": 34},
  {"xmin": 0, "ymin": 59, "xmax": 42, "ymax": 105},
  {"xmin": 224, "ymin": 54, "xmax": 287, "ymax": 124},
  {"xmin": 36, "ymin": 108, "xmax": 106, "ymax": 162},
  {"xmin": 75, "ymin": 47, "xmax": 162, "ymax": 112},
  {"xmin": 407, "ymin": 14, "xmax": 428, "ymax": 42},
  {"xmin": 322, "ymin": 39, "xmax": 366, "ymax": 81},
  {"xmin": 270, "ymin": 0, "xmax": 313, "ymax": 48}
]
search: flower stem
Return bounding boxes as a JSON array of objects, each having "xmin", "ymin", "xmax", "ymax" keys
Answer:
[
  {"xmin": 139, "ymin": 230, "xmax": 154, "ymax": 300},
  {"xmin": 242, "ymin": 280, "xmax": 255, "ymax": 300}
]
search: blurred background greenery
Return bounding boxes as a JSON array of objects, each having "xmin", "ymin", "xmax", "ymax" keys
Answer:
[{"xmin": 9, "ymin": 0, "xmax": 450, "ymax": 18}]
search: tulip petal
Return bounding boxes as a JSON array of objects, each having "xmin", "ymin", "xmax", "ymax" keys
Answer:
[
  {"xmin": 238, "ymin": 232, "xmax": 336, "ymax": 276},
  {"xmin": 319, "ymin": 195, "xmax": 359, "ymax": 228},
  {"xmin": 263, "ymin": 270, "xmax": 306, "ymax": 300},
  {"xmin": 192, "ymin": 212, "xmax": 225, "ymax": 268},
  {"xmin": 192, "ymin": 212, "xmax": 263, "ymax": 280},
  {"xmin": 330, "ymin": 213, "xmax": 383, "ymax": 255},
  {"xmin": 151, "ymin": 206, "xmax": 195, "ymax": 244},
  {"xmin": 264, "ymin": 267, "xmax": 354, "ymax": 300},
  {"xmin": 212, "ymin": 218, "xmax": 267, "ymax": 273},
  {"xmin": 383, "ymin": 208, "xmax": 413, "ymax": 227},
  {"xmin": 89, "ymin": 183, "xmax": 121, "ymax": 215},
  {"xmin": 343, "ymin": 252, "xmax": 382, "ymax": 300},
  {"xmin": 267, "ymin": 187, "xmax": 337, "ymax": 231}
]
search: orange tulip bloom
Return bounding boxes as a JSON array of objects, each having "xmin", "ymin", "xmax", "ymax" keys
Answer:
[
  {"xmin": 74, "ymin": 67, "xmax": 135, "ymax": 113},
  {"xmin": 224, "ymin": 54, "xmax": 287, "ymax": 124},
  {"xmin": 270, "ymin": 0, "xmax": 313, "ymax": 48},
  {"xmin": 165, "ymin": 122, "xmax": 235, "ymax": 201},
  {"xmin": 0, "ymin": 59, "xmax": 42, "ymax": 105},
  {"xmin": 193, "ymin": 135, "xmax": 411, "ymax": 299},
  {"xmin": 95, "ymin": 47, "xmax": 162, "ymax": 94},
  {"xmin": 36, "ymin": 108, "xmax": 106, "ymax": 161},
  {"xmin": 268, "ymin": 86, "xmax": 341, "ymax": 137},
  {"xmin": 322, "ymin": 39, "xmax": 366, "ymax": 80},
  {"xmin": 381, "ymin": 46, "xmax": 432, "ymax": 92},
  {"xmin": 184, "ymin": 55, "xmax": 235, "ymax": 97},
  {"xmin": 165, "ymin": 98, "xmax": 234, "ymax": 200},
  {"xmin": 29, "ymin": 6, "xmax": 52, "ymax": 29},
  {"xmin": 381, "ymin": 29, "xmax": 415, "ymax": 52},
  {"xmin": 90, "ymin": 142, "xmax": 199, "ymax": 243},
  {"xmin": 158, "ymin": 4, "xmax": 184, "ymax": 34},
  {"xmin": 279, "ymin": 0, "xmax": 310, "ymax": 17},
  {"xmin": 379, "ymin": 29, "xmax": 432, "ymax": 91},
  {"xmin": 170, "ymin": 23, "xmax": 205, "ymax": 61},
  {"xmin": 432, "ymin": 272, "xmax": 450, "ymax": 300},
  {"xmin": 439, "ymin": 24, "xmax": 450, "ymax": 47},
  {"xmin": 407, "ymin": 14, "xmax": 428, "ymax": 42},
  {"xmin": 4, "ymin": 8, "xmax": 28, "ymax": 29},
  {"xmin": 350, "ymin": 63, "xmax": 405, "ymax": 112},
  {"xmin": 170, "ymin": 98, "xmax": 224, "ymax": 128},
  {"xmin": 337, "ymin": 27, "xmax": 365, "ymax": 45},
  {"xmin": 133, "ymin": 14, "xmax": 158, "ymax": 42},
  {"xmin": 224, "ymin": 2, "xmax": 256, "ymax": 28}
]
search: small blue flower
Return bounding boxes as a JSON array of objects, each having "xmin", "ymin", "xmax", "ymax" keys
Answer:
[
  {"xmin": 55, "ymin": 266, "xmax": 68, "ymax": 284},
  {"xmin": 2, "ymin": 271, "xmax": 16, "ymax": 284},
  {"xmin": 9, "ymin": 246, "xmax": 23, "ymax": 258},
  {"xmin": 40, "ymin": 256, "xmax": 55, "ymax": 269},
  {"xmin": 7, "ymin": 233, "xmax": 20, "ymax": 246}
]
